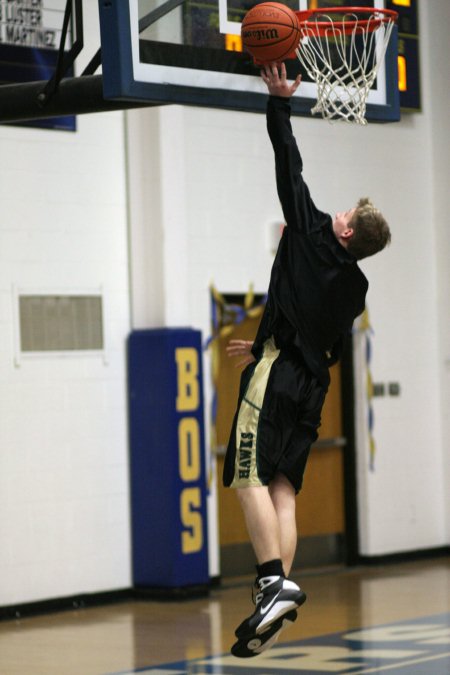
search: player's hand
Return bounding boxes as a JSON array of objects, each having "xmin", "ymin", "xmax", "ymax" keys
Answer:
[
  {"xmin": 260, "ymin": 62, "xmax": 302, "ymax": 97},
  {"xmin": 226, "ymin": 339, "xmax": 256, "ymax": 369}
]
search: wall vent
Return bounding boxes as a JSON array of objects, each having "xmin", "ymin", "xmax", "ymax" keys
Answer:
[{"xmin": 19, "ymin": 295, "xmax": 104, "ymax": 352}]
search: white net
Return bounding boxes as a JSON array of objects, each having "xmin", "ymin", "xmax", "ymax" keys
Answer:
[{"xmin": 295, "ymin": 10, "xmax": 396, "ymax": 125}]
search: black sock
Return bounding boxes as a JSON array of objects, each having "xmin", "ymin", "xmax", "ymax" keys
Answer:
[{"xmin": 256, "ymin": 558, "xmax": 285, "ymax": 580}]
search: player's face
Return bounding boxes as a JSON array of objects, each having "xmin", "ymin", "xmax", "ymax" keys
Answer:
[{"xmin": 333, "ymin": 208, "xmax": 356, "ymax": 238}]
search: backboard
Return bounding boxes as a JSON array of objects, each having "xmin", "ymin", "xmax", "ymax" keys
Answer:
[{"xmin": 99, "ymin": 0, "xmax": 400, "ymax": 122}]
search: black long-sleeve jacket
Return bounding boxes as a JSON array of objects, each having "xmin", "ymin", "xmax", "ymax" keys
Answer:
[{"xmin": 252, "ymin": 96, "xmax": 368, "ymax": 388}]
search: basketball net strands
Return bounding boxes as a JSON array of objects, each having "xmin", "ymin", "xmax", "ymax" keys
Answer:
[{"xmin": 295, "ymin": 7, "xmax": 398, "ymax": 125}]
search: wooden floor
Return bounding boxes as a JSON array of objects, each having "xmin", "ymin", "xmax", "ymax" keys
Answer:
[{"xmin": 1, "ymin": 557, "xmax": 449, "ymax": 675}]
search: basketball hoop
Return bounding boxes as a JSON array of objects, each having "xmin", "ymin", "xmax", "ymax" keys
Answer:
[{"xmin": 295, "ymin": 7, "xmax": 398, "ymax": 125}]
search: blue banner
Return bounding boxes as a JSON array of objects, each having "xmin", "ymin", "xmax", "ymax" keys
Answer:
[{"xmin": 128, "ymin": 328, "xmax": 209, "ymax": 589}]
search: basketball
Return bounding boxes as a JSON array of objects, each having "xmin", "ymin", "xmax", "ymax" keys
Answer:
[{"xmin": 241, "ymin": 2, "xmax": 301, "ymax": 65}]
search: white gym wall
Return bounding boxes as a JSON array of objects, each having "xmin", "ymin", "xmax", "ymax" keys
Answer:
[{"xmin": 0, "ymin": 3, "xmax": 132, "ymax": 605}]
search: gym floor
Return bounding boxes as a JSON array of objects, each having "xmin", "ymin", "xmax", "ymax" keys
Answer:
[{"xmin": 0, "ymin": 557, "xmax": 449, "ymax": 675}]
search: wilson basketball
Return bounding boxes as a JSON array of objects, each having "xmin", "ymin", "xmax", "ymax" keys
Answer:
[{"xmin": 241, "ymin": 2, "xmax": 301, "ymax": 64}]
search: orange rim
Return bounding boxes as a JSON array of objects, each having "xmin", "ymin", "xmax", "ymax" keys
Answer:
[{"xmin": 296, "ymin": 7, "xmax": 398, "ymax": 36}]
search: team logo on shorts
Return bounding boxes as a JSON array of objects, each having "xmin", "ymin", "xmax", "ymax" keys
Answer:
[{"xmin": 238, "ymin": 432, "xmax": 254, "ymax": 479}]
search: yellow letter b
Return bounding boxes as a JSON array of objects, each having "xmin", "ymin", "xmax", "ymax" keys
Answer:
[{"xmin": 175, "ymin": 348, "xmax": 199, "ymax": 411}]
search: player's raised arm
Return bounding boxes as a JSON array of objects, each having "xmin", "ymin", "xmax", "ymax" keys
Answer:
[{"xmin": 261, "ymin": 64, "xmax": 311, "ymax": 231}]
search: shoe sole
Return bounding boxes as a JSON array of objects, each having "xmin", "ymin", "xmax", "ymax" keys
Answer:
[{"xmin": 231, "ymin": 610, "xmax": 297, "ymax": 658}]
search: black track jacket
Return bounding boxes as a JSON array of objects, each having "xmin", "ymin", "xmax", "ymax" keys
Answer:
[{"xmin": 252, "ymin": 96, "xmax": 369, "ymax": 388}]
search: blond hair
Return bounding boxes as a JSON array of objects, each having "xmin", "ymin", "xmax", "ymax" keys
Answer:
[{"xmin": 347, "ymin": 198, "xmax": 391, "ymax": 260}]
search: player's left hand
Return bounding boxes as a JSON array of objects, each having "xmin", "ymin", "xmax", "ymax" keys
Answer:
[
  {"xmin": 226, "ymin": 339, "xmax": 256, "ymax": 369},
  {"xmin": 261, "ymin": 62, "xmax": 302, "ymax": 97}
]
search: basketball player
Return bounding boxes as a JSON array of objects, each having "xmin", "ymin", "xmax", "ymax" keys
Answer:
[{"xmin": 225, "ymin": 63, "xmax": 391, "ymax": 658}]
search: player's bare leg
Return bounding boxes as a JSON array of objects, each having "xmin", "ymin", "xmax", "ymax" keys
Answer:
[
  {"xmin": 269, "ymin": 473, "xmax": 297, "ymax": 575},
  {"xmin": 231, "ymin": 482, "xmax": 306, "ymax": 657},
  {"xmin": 236, "ymin": 485, "xmax": 282, "ymax": 565}
]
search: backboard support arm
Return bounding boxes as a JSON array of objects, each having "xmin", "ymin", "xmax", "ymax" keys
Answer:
[
  {"xmin": 0, "ymin": 0, "xmax": 173, "ymax": 123},
  {"xmin": 37, "ymin": 0, "xmax": 84, "ymax": 107},
  {"xmin": 0, "ymin": 75, "xmax": 157, "ymax": 124}
]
